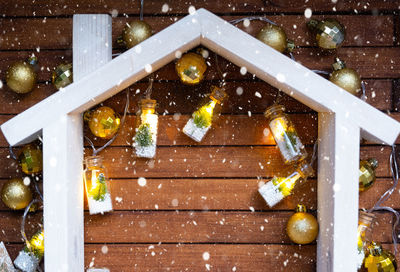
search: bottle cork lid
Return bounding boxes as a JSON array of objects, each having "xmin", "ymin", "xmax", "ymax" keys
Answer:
[
  {"xmin": 264, "ymin": 104, "xmax": 285, "ymax": 119},
  {"xmin": 140, "ymin": 98, "xmax": 157, "ymax": 109},
  {"xmin": 298, "ymin": 161, "xmax": 314, "ymax": 178},
  {"xmin": 210, "ymin": 86, "xmax": 227, "ymax": 103}
]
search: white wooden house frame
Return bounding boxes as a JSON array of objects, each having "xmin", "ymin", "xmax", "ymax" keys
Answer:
[{"xmin": 1, "ymin": 9, "xmax": 400, "ymax": 272}]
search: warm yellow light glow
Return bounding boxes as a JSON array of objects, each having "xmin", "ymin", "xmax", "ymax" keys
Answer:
[
  {"xmin": 90, "ymin": 169, "xmax": 100, "ymax": 192},
  {"xmin": 270, "ymin": 117, "xmax": 288, "ymax": 140},
  {"xmin": 204, "ymin": 100, "xmax": 216, "ymax": 115},
  {"xmin": 27, "ymin": 230, "xmax": 44, "ymax": 258},
  {"xmin": 140, "ymin": 112, "xmax": 158, "ymax": 134},
  {"xmin": 280, "ymin": 172, "xmax": 301, "ymax": 197}
]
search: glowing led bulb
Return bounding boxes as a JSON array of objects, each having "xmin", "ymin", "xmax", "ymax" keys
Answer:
[{"xmin": 183, "ymin": 86, "xmax": 227, "ymax": 142}]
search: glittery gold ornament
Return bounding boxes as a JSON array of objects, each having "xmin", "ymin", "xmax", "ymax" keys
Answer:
[
  {"xmin": 286, "ymin": 204, "xmax": 318, "ymax": 244},
  {"xmin": 175, "ymin": 52, "xmax": 207, "ymax": 85},
  {"xmin": 1, "ymin": 178, "xmax": 33, "ymax": 210},
  {"xmin": 307, "ymin": 18, "xmax": 345, "ymax": 50},
  {"xmin": 18, "ymin": 143, "xmax": 43, "ymax": 175},
  {"xmin": 6, "ymin": 60, "xmax": 37, "ymax": 94},
  {"xmin": 364, "ymin": 242, "xmax": 397, "ymax": 272},
  {"xmin": 359, "ymin": 158, "xmax": 378, "ymax": 192},
  {"xmin": 52, "ymin": 63, "xmax": 73, "ymax": 90},
  {"xmin": 256, "ymin": 23, "xmax": 295, "ymax": 53},
  {"xmin": 85, "ymin": 106, "xmax": 121, "ymax": 139},
  {"xmin": 122, "ymin": 20, "xmax": 152, "ymax": 49},
  {"xmin": 329, "ymin": 57, "xmax": 362, "ymax": 96}
]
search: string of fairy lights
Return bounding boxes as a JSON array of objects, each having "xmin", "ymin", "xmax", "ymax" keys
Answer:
[{"xmin": 0, "ymin": 7, "xmax": 398, "ymax": 272}]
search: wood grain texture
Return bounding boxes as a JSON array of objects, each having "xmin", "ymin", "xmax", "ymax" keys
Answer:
[
  {"xmin": 0, "ymin": 2, "xmax": 399, "ymax": 270},
  {"xmin": 0, "ymin": 15, "xmax": 394, "ymax": 50}
]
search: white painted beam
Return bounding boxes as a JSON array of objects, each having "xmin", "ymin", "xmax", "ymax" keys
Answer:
[
  {"xmin": 196, "ymin": 8, "xmax": 400, "ymax": 145},
  {"xmin": 43, "ymin": 14, "xmax": 112, "ymax": 272},
  {"xmin": 317, "ymin": 112, "xmax": 360, "ymax": 272}
]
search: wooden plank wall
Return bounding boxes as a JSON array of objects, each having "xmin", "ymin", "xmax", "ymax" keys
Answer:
[{"xmin": 0, "ymin": 1, "xmax": 399, "ymax": 271}]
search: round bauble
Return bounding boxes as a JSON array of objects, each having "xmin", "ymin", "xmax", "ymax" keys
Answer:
[
  {"xmin": 1, "ymin": 178, "xmax": 33, "ymax": 210},
  {"xmin": 18, "ymin": 143, "xmax": 43, "ymax": 175},
  {"xmin": 364, "ymin": 242, "xmax": 397, "ymax": 272},
  {"xmin": 175, "ymin": 52, "xmax": 207, "ymax": 85},
  {"xmin": 86, "ymin": 106, "xmax": 121, "ymax": 139},
  {"xmin": 307, "ymin": 18, "xmax": 345, "ymax": 50},
  {"xmin": 256, "ymin": 24, "xmax": 294, "ymax": 53},
  {"xmin": 52, "ymin": 63, "xmax": 73, "ymax": 90},
  {"xmin": 6, "ymin": 61, "xmax": 37, "ymax": 94},
  {"xmin": 286, "ymin": 204, "xmax": 318, "ymax": 244},
  {"xmin": 329, "ymin": 58, "xmax": 361, "ymax": 96},
  {"xmin": 122, "ymin": 20, "xmax": 152, "ymax": 49}
]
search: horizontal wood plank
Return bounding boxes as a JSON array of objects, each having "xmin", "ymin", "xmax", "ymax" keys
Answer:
[
  {"xmin": 0, "ymin": 15, "xmax": 393, "ymax": 50},
  {"xmin": 0, "ymin": 146, "xmax": 393, "ymax": 179},
  {"xmin": 2, "ymin": 0, "xmax": 400, "ymax": 17},
  {"xmin": 0, "ymin": 211, "xmax": 392, "ymax": 244},
  {"xmin": 0, "ymin": 79, "xmax": 393, "ymax": 115}
]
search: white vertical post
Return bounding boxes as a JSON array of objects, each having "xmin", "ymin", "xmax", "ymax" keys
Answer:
[
  {"xmin": 43, "ymin": 14, "xmax": 112, "ymax": 271},
  {"xmin": 317, "ymin": 112, "xmax": 360, "ymax": 272}
]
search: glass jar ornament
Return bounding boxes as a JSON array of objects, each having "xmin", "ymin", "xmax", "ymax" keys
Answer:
[
  {"xmin": 133, "ymin": 98, "xmax": 159, "ymax": 158},
  {"xmin": 83, "ymin": 156, "xmax": 113, "ymax": 215},
  {"xmin": 356, "ymin": 211, "xmax": 376, "ymax": 269},
  {"xmin": 359, "ymin": 158, "xmax": 378, "ymax": 192},
  {"xmin": 6, "ymin": 56, "xmax": 38, "ymax": 94},
  {"xmin": 364, "ymin": 242, "xmax": 397, "ymax": 272},
  {"xmin": 18, "ymin": 143, "xmax": 43, "ymax": 175},
  {"xmin": 14, "ymin": 229, "xmax": 44, "ymax": 272},
  {"xmin": 121, "ymin": 20, "xmax": 152, "ymax": 49},
  {"xmin": 183, "ymin": 86, "xmax": 227, "ymax": 142},
  {"xmin": 258, "ymin": 160, "xmax": 314, "ymax": 207},
  {"xmin": 256, "ymin": 23, "xmax": 295, "ymax": 53},
  {"xmin": 286, "ymin": 204, "xmax": 318, "ymax": 244},
  {"xmin": 306, "ymin": 18, "xmax": 345, "ymax": 50},
  {"xmin": 175, "ymin": 52, "xmax": 207, "ymax": 85},
  {"xmin": 1, "ymin": 178, "xmax": 33, "ymax": 210},
  {"xmin": 264, "ymin": 104, "xmax": 307, "ymax": 164},
  {"xmin": 52, "ymin": 63, "xmax": 73, "ymax": 90},
  {"xmin": 330, "ymin": 58, "xmax": 362, "ymax": 96},
  {"xmin": 85, "ymin": 106, "xmax": 121, "ymax": 139}
]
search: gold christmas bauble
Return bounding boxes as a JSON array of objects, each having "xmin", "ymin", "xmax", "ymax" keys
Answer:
[
  {"xmin": 256, "ymin": 24, "xmax": 294, "ymax": 53},
  {"xmin": 364, "ymin": 242, "xmax": 397, "ymax": 272},
  {"xmin": 86, "ymin": 106, "xmax": 121, "ymax": 139},
  {"xmin": 286, "ymin": 204, "xmax": 318, "ymax": 244},
  {"xmin": 1, "ymin": 178, "xmax": 33, "ymax": 210},
  {"xmin": 122, "ymin": 20, "xmax": 152, "ymax": 49},
  {"xmin": 307, "ymin": 18, "xmax": 345, "ymax": 50},
  {"xmin": 6, "ymin": 61, "xmax": 37, "ymax": 94},
  {"xmin": 175, "ymin": 52, "xmax": 207, "ymax": 85},
  {"xmin": 52, "ymin": 63, "xmax": 73, "ymax": 90},
  {"xmin": 18, "ymin": 143, "xmax": 43, "ymax": 175},
  {"xmin": 329, "ymin": 58, "xmax": 361, "ymax": 96}
]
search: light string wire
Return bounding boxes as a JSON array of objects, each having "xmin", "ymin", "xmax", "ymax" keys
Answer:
[
  {"xmin": 367, "ymin": 145, "xmax": 399, "ymax": 254},
  {"xmin": 85, "ymin": 89, "xmax": 130, "ymax": 156},
  {"xmin": 140, "ymin": 0, "xmax": 144, "ymax": 21},
  {"xmin": 20, "ymin": 198, "xmax": 43, "ymax": 272}
]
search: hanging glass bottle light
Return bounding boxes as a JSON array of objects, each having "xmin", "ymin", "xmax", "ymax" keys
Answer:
[
  {"xmin": 356, "ymin": 211, "xmax": 376, "ymax": 269},
  {"xmin": 183, "ymin": 86, "xmax": 227, "ymax": 142},
  {"xmin": 258, "ymin": 160, "xmax": 314, "ymax": 207},
  {"xmin": 134, "ymin": 98, "xmax": 159, "ymax": 158},
  {"xmin": 83, "ymin": 155, "xmax": 113, "ymax": 215},
  {"xmin": 264, "ymin": 104, "xmax": 307, "ymax": 164}
]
